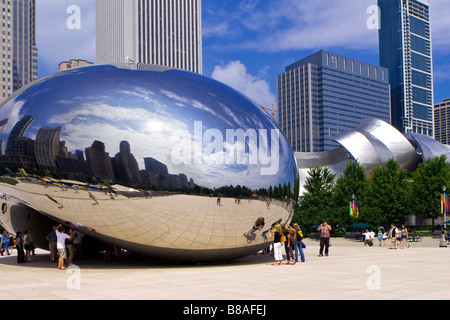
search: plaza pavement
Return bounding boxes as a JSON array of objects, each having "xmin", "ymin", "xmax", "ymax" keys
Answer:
[{"xmin": 0, "ymin": 236, "xmax": 449, "ymax": 301}]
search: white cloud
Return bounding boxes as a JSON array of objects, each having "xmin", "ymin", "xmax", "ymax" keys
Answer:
[{"xmin": 211, "ymin": 61, "xmax": 276, "ymax": 109}]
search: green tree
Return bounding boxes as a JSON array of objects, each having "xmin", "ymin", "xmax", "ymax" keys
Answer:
[
  {"xmin": 363, "ymin": 159, "xmax": 410, "ymax": 226},
  {"xmin": 331, "ymin": 160, "xmax": 368, "ymax": 226},
  {"xmin": 410, "ymin": 155, "xmax": 450, "ymax": 228},
  {"xmin": 294, "ymin": 166, "xmax": 336, "ymax": 227}
]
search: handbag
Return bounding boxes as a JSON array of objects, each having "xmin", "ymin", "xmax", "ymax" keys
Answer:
[{"xmin": 302, "ymin": 242, "xmax": 306, "ymax": 249}]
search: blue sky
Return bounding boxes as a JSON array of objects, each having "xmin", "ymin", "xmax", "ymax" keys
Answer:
[{"xmin": 36, "ymin": 0, "xmax": 450, "ymax": 111}]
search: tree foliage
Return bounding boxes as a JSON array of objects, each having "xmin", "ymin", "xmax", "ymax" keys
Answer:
[
  {"xmin": 363, "ymin": 158, "xmax": 410, "ymax": 226},
  {"xmin": 294, "ymin": 166, "xmax": 335, "ymax": 226},
  {"xmin": 409, "ymin": 155, "xmax": 450, "ymax": 221},
  {"xmin": 332, "ymin": 160, "xmax": 368, "ymax": 226},
  {"xmin": 292, "ymin": 156, "xmax": 450, "ymax": 232}
]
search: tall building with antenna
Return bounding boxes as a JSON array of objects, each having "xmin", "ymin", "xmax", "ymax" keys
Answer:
[{"xmin": 96, "ymin": 0, "xmax": 202, "ymax": 74}]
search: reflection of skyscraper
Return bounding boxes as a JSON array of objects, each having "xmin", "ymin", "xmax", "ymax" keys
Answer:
[
  {"xmin": 34, "ymin": 127, "xmax": 62, "ymax": 171},
  {"xmin": 6, "ymin": 115, "xmax": 34, "ymax": 155},
  {"xmin": 144, "ymin": 157, "xmax": 168, "ymax": 175},
  {"xmin": 85, "ymin": 140, "xmax": 115, "ymax": 181},
  {"xmin": 96, "ymin": 0, "xmax": 203, "ymax": 74},
  {"xmin": 378, "ymin": 0, "xmax": 434, "ymax": 137},
  {"xmin": 0, "ymin": 0, "xmax": 38, "ymax": 101},
  {"xmin": 112, "ymin": 141, "xmax": 142, "ymax": 184}
]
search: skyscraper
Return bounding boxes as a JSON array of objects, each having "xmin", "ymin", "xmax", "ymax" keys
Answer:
[
  {"xmin": 378, "ymin": 0, "xmax": 434, "ymax": 137},
  {"xmin": 277, "ymin": 50, "xmax": 391, "ymax": 152},
  {"xmin": 0, "ymin": 0, "xmax": 38, "ymax": 100},
  {"xmin": 434, "ymin": 99, "xmax": 450, "ymax": 145},
  {"xmin": 96, "ymin": 0, "xmax": 202, "ymax": 74}
]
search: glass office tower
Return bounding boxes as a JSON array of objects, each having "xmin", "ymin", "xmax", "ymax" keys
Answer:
[
  {"xmin": 277, "ymin": 50, "xmax": 391, "ymax": 152},
  {"xmin": 0, "ymin": 0, "xmax": 38, "ymax": 101},
  {"xmin": 378, "ymin": 0, "xmax": 434, "ymax": 137}
]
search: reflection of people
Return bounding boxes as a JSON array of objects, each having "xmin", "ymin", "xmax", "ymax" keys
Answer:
[
  {"xmin": 89, "ymin": 192, "xmax": 99, "ymax": 204},
  {"xmin": 317, "ymin": 219, "xmax": 331, "ymax": 257},
  {"xmin": 243, "ymin": 217, "xmax": 265, "ymax": 236},
  {"xmin": 46, "ymin": 194, "xmax": 63, "ymax": 208},
  {"xmin": 262, "ymin": 218, "xmax": 282, "ymax": 237}
]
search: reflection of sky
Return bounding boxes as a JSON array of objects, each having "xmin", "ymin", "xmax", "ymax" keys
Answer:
[{"xmin": 0, "ymin": 65, "xmax": 296, "ymax": 190}]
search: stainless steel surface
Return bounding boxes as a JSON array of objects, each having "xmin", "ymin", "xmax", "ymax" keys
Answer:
[
  {"xmin": 0, "ymin": 64, "xmax": 298, "ymax": 262},
  {"xmin": 405, "ymin": 133, "xmax": 450, "ymax": 161},
  {"xmin": 333, "ymin": 118, "xmax": 420, "ymax": 172},
  {"xmin": 296, "ymin": 118, "xmax": 448, "ymax": 195}
]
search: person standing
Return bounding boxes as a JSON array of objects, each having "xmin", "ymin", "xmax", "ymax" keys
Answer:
[
  {"xmin": 268, "ymin": 224, "xmax": 284, "ymax": 266},
  {"xmin": 377, "ymin": 229, "xmax": 383, "ymax": 246},
  {"xmin": 317, "ymin": 219, "xmax": 332, "ymax": 256},
  {"xmin": 283, "ymin": 225, "xmax": 295, "ymax": 265},
  {"xmin": 1, "ymin": 231, "xmax": 10, "ymax": 256},
  {"xmin": 72, "ymin": 229, "xmax": 84, "ymax": 261},
  {"xmin": 46, "ymin": 227, "xmax": 57, "ymax": 262},
  {"xmin": 15, "ymin": 232, "xmax": 26, "ymax": 263},
  {"xmin": 66, "ymin": 230, "xmax": 75, "ymax": 266},
  {"xmin": 292, "ymin": 223, "xmax": 305, "ymax": 262},
  {"xmin": 55, "ymin": 224, "xmax": 72, "ymax": 270},
  {"xmin": 401, "ymin": 225, "xmax": 409, "ymax": 249},
  {"xmin": 389, "ymin": 223, "xmax": 398, "ymax": 249}
]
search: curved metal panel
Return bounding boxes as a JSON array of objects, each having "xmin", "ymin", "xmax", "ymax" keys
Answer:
[
  {"xmin": 332, "ymin": 130, "xmax": 383, "ymax": 172},
  {"xmin": 0, "ymin": 64, "xmax": 298, "ymax": 262},
  {"xmin": 406, "ymin": 133, "xmax": 450, "ymax": 161},
  {"xmin": 357, "ymin": 118, "xmax": 419, "ymax": 170}
]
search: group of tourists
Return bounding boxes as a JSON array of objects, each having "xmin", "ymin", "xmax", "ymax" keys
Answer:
[
  {"xmin": 46, "ymin": 224, "xmax": 84, "ymax": 270},
  {"xmin": 0, "ymin": 224, "xmax": 84, "ymax": 269},
  {"xmin": 265, "ymin": 220, "xmax": 308, "ymax": 266},
  {"xmin": 7, "ymin": 229, "xmax": 36, "ymax": 263},
  {"xmin": 361, "ymin": 224, "xmax": 410, "ymax": 249},
  {"xmin": 244, "ymin": 217, "xmax": 333, "ymax": 266}
]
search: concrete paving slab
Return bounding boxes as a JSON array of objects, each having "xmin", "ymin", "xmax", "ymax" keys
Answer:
[{"xmin": 0, "ymin": 237, "xmax": 449, "ymax": 302}]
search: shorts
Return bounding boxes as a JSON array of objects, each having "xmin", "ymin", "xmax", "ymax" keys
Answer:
[{"xmin": 58, "ymin": 248, "xmax": 67, "ymax": 259}]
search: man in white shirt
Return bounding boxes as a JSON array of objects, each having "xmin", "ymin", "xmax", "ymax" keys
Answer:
[{"xmin": 55, "ymin": 224, "xmax": 72, "ymax": 270}]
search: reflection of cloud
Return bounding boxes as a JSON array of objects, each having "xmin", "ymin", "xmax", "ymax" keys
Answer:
[
  {"xmin": 47, "ymin": 102, "xmax": 188, "ymax": 170},
  {"xmin": 159, "ymin": 88, "xmax": 235, "ymax": 127},
  {"xmin": 0, "ymin": 99, "xmax": 25, "ymax": 135}
]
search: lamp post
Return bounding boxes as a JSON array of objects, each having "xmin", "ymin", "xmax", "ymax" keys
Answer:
[{"xmin": 440, "ymin": 186, "xmax": 447, "ymax": 247}]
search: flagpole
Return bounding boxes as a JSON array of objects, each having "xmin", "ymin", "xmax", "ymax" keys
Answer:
[{"xmin": 440, "ymin": 186, "xmax": 447, "ymax": 247}]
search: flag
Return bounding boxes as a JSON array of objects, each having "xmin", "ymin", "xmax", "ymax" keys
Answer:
[
  {"xmin": 349, "ymin": 200, "xmax": 359, "ymax": 217},
  {"xmin": 441, "ymin": 193, "xmax": 449, "ymax": 215}
]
